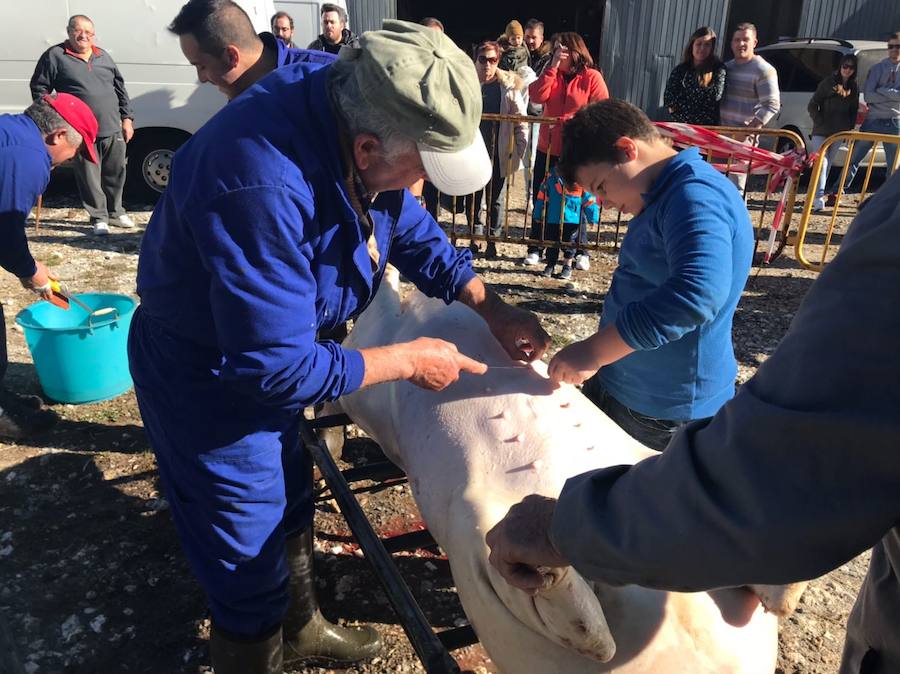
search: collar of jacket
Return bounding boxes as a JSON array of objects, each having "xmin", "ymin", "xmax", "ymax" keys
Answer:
[{"xmin": 642, "ymin": 146, "xmax": 701, "ymax": 206}]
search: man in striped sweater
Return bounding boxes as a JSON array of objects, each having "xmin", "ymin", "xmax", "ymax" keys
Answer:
[{"xmin": 719, "ymin": 22, "xmax": 780, "ymax": 193}]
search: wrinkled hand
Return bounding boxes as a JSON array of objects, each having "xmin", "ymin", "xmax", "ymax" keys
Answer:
[
  {"xmin": 122, "ymin": 118, "xmax": 134, "ymax": 143},
  {"xmin": 548, "ymin": 338, "xmax": 601, "ymax": 387},
  {"xmin": 407, "ymin": 337, "xmax": 487, "ymax": 390},
  {"xmin": 19, "ymin": 261, "xmax": 55, "ymax": 300},
  {"xmin": 487, "ymin": 302, "xmax": 551, "ymax": 363},
  {"xmin": 486, "ymin": 494, "xmax": 568, "ymax": 593}
]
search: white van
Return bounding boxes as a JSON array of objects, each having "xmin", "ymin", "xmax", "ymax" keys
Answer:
[{"xmin": 0, "ymin": 0, "xmax": 346, "ymax": 202}]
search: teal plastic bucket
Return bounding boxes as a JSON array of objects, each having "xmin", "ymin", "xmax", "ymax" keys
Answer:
[{"xmin": 15, "ymin": 294, "xmax": 136, "ymax": 404}]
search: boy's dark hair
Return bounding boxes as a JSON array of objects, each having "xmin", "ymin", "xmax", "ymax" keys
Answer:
[
  {"xmin": 558, "ymin": 98, "xmax": 661, "ymax": 185},
  {"xmin": 169, "ymin": 0, "xmax": 258, "ymax": 54}
]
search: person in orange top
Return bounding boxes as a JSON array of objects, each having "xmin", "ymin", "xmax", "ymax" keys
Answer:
[{"xmin": 523, "ymin": 32, "xmax": 608, "ymax": 267}]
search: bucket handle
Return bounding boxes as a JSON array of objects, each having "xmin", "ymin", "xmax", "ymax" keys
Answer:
[{"xmin": 87, "ymin": 307, "xmax": 119, "ymax": 333}]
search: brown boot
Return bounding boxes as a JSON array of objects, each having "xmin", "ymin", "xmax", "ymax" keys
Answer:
[
  {"xmin": 282, "ymin": 529, "xmax": 382, "ymax": 667},
  {"xmin": 209, "ymin": 623, "xmax": 283, "ymax": 674}
]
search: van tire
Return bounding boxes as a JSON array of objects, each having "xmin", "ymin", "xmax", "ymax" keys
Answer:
[{"xmin": 125, "ymin": 129, "xmax": 191, "ymax": 203}]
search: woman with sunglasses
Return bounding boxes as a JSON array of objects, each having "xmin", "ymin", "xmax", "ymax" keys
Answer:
[
  {"xmin": 469, "ymin": 40, "xmax": 529, "ymax": 258},
  {"xmin": 523, "ymin": 32, "xmax": 608, "ymax": 268},
  {"xmin": 808, "ymin": 55, "xmax": 859, "ymax": 211}
]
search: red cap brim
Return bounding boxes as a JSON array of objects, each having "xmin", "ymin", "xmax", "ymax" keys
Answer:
[{"xmin": 80, "ymin": 139, "xmax": 98, "ymax": 164}]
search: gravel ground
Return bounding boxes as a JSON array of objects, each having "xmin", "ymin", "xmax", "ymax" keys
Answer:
[{"xmin": 0, "ymin": 172, "xmax": 875, "ymax": 673}]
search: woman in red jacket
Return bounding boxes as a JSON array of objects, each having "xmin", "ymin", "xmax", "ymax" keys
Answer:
[{"xmin": 523, "ymin": 32, "xmax": 609, "ymax": 267}]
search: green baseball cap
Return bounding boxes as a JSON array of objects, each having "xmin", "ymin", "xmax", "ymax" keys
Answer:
[{"xmin": 337, "ymin": 19, "xmax": 492, "ymax": 196}]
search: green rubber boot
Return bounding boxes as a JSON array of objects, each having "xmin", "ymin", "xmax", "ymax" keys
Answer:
[
  {"xmin": 209, "ymin": 623, "xmax": 283, "ymax": 674},
  {"xmin": 282, "ymin": 529, "xmax": 382, "ymax": 667}
]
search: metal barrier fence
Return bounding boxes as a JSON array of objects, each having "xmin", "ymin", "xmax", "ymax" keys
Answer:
[
  {"xmin": 794, "ymin": 130, "xmax": 900, "ymax": 272},
  {"xmin": 429, "ymin": 115, "xmax": 804, "ymax": 263}
]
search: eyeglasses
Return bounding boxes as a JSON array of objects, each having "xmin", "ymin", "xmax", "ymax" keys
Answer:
[
  {"xmin": 477, "ymin": 55, "xmax": 499, "ymax": 65},
  {"xmin": 888, "ymin": 44, "xmax": 900, "ymax": 50},
  {"xmin": 69, "ymin": 29, "xmax": 95, "ymax": 37}
]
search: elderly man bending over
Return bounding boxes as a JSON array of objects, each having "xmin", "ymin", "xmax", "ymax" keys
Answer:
[{"xmin": 128, "ymin": 20, "xmax": 549, "ymax": 674}]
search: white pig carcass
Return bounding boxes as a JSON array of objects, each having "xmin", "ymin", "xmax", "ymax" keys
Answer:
[{"xmin": 334, "ymin": 268, "xmax": 781, "ymax": 674}]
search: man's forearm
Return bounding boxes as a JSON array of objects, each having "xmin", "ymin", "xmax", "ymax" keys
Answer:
[
  {"xmin": 456, "ymin": 275, "xmax": 501, "ymax": 321},
  {"xmin": 360, "ymin": 344, "xmax": 413, "ymax": 388}
]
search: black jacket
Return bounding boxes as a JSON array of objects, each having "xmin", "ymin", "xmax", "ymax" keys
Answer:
[
  {"xmin": 808, "ymin": 74, "xmax": 859, "ymax": 137},
  {"xmin": 30, "ymin": 43, "xmax": 133, "ymax": 138},
  {"xmin": 307, "ymin": 29, "xmax": 359, "ymax": 55}
]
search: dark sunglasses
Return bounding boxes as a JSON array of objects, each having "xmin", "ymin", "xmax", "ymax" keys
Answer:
[
  {"xmin": 888, "ymin": 43, "xmax": 900, "ymax": 50},
  {"xmin": 477, "ymin": 55, "xmax": 499, "ymax": 64},
  {"xmin": 840, "ymin": 63, "xmax": 856, "ymax": 69}
]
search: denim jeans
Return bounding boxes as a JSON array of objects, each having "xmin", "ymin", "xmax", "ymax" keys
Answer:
[
  {"xmin": 581, "ymin": 375, "xmax": 706, "ymax": 452},
  {"xmin": 809, "ymin": 135, "xmax": 844, "ymax": 202},
  {"xmin": 833, "ymin": 117, "xmax": 900, "ymax": 193}
]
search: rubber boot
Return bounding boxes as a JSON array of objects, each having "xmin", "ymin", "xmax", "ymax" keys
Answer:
[
  {"xmin": 209, "ymin": 623, "xmax": 283, "ymax": 674},
  {"xmin": 282, "ymin": 529, "xmax": 382, "ymax": 667}
]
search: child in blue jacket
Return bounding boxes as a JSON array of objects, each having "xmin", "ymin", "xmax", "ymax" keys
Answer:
[{"xmin": 533, "ymin": 166, "xmax": 599, "ymax": 279}]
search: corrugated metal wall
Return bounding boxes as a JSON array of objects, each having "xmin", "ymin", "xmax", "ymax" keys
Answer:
[
  {"xmin": 600, "ymin": 0, "xmax": 731, "ymax": 119},
  {"xmin": 798, "ymin": 0, "xmax": 900, "ymax": 41},
  {"xmin": 347, "ymin": 0, "xmax": 395, "ymax": 35}
]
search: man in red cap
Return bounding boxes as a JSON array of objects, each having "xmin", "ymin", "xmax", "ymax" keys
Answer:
[{"xmin": 0, "ymin": 92, "xmax": 98, "ymax": 439}]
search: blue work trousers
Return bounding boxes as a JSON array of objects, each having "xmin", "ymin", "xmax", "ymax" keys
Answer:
[{"xmin": 128, "ymin": 306, "xmax": 313, "ymax": 638}]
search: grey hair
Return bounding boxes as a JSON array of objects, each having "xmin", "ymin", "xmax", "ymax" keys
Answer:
[
  {"xmin": 328, "ymin": 62, "xmax": 417, "ymax": 163},
  {"xmin": 24, "ymin": 98, "xmax": 83, "ymax": 147},
  {"xmin": 67, "ymin": 14, "xmax": 93, "ymax": 30}
]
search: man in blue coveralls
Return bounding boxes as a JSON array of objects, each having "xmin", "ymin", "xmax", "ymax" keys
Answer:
[
  {"xmin": 169, "ymin": 0, "xmax": 336, "ymax": 102},
  {"xmin": 0, "ymin": 93, "xmax": 98, "ymax": 438},
  {"xmin": 129, "ymin": 20, "xmax": 551, "ymax": 674}
]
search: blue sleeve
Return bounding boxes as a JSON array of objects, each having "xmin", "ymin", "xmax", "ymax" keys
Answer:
[
  {"xmin": 582, "ymin": 193, "xmax": 599, "ymax": 224},
  {"xmin": 186, "ymin": 186, "xmax": 364, "ymax": 410},
  {"xmin": 387, "ymin": 190, "xmax": 476, "ymax": 304},
  {"xmin": 615, "ymin": 182, "xmax": 737, "ymax": 350},
  {"xmin": 0, "ymin": 150, "xmax": 44, "ymax": 278}
]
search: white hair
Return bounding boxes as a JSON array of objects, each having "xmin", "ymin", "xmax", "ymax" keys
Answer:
[{"xmin": 328, "ymin": 62, "xmax": 418, "ymax": 164}]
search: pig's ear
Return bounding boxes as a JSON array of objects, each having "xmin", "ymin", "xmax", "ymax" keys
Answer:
[
  {"xmin": 533, "ymin": 567, "xmax": 617, "ymax": 662},
  {"xmin": 748, "ymin": 582, "xmax": 808, "ymax": 617},
  {"xmin": 485, "ymin": 560, "xmax": 616, "ymax": 663}
]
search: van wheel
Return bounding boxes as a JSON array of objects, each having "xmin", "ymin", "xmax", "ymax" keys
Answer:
[{"xmin": 125, "ymin": 130, "xmax": 190, "ymax": 203}]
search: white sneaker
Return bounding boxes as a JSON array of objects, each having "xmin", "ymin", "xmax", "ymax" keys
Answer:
[
  {"xmin": 114, "ymin": 214, "xmax": 136, "ymax": 228},
  {"xmin": 523, "ymin": 252, "xmax": 540, "ymax": 266},
  {"xmin": 92, "ymin": 220, "xmax": 110, "ymax": 236},
  {"xmin": 812, "ymin": 197, "xmax": 826, "ymax": 212},
  {"xmin": 575, "ymin": 254, "xmax": 590, "ymax": 271}
]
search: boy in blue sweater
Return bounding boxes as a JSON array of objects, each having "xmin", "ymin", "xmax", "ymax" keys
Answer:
[
  {"xmin": 548, "ymin": 99, "xmax": 753, "ymax": 450},
  {"xmin": 533, "ymin": 166, "xmax": 599, "ymax": 280}
]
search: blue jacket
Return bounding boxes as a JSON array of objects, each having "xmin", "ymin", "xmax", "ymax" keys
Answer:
[
  {"xmin": 533, "ymin": 168, "xmax": 599, "ymax": 225},
  {"xmin": 0, "ymin": 114, "xmax": 47, "ymax": 278},
  {"xmin": 134, "ymin": 61, "xmax": 475, "ymax": 411},
  {"xmin": 598, "ymin": 147, "xmax": 753, "ymax": 420},
  {"xmin": 262, "ymin": 31, "xmax": 336, "ymax": 69}
]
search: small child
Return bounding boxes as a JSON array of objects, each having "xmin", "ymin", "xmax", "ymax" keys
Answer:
[
  {"xmin": 499, "ymin": 20, "xmax": 529, "ymax": 73},
  {"xmin": 533, "ymin": 167, "xmax": 599, "ymax": 280}
]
